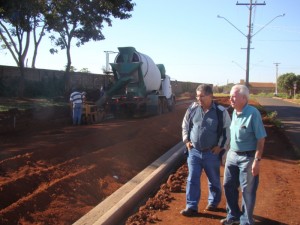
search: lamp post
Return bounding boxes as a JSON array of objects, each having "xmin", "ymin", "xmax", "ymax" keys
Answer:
[{"xmin": 217, "ymin": 2, "xmax": 284, "ymax": 87}]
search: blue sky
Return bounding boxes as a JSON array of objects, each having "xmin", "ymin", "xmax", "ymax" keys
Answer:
[{"xmin": 1, "ymin": 0, "xmax": 299, "ymax": 86}]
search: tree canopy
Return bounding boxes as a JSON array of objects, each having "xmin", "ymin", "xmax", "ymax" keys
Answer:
[
  {"xmin": 277, "ymin": 72, "xmax": 300, "ymax": 95},
  {"xmin": 0, "ymin": 0, "xmax": 135, "ymax": 95},
  {"xmin": 46, "ymin": 0, "xmax": 135, "ymax": 89},
  {"xmin": 0, "ymin": 0, "xmax": 47, "ymax": 95},
  {"xmin": 0, "ymin": 0, "xmax": 40, "ymax": 67}
]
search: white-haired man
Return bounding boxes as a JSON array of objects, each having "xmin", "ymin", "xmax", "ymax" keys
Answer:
[{"xmin": 221, "ymin": 84, "xmax": 267, "ymax": 225}]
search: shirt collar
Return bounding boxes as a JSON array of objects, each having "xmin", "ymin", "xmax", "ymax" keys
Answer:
[
  {"xmin": 199, "ymin": 101, "xmax": 215, "ymax": 112},
  {"xmin": 235, "ymin": 104, "xmax": 249, "ymax": 116}
]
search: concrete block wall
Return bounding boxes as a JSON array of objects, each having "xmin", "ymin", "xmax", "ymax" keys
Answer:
[{"xmin": 0, "ymin": 65, "xmax": 201, "ymax": 96}]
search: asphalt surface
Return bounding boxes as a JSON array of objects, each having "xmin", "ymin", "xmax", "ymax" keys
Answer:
[{"xmin": 256, "ymin": 97, "xmax": 300, "ymax": 153}]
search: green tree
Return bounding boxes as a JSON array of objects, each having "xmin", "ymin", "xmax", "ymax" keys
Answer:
[
  {"xmin": 277, "ymin": 73, "xmax": 297, "ymax": 96},
  {"xmin": 79, "ymin": 68, "xmax": 90, "ymax": 73},
  {"xmin": 31, "ymin": 0, "xmax": 48, "ymax": 68},
  {"xmin": 45, "ymin": 0, "xmax": 135, "ymax": 91},
  {"xmin": 296, "ymin": 75, "xmax": 300, "ymax": 93},
  {"xmin": 69, "ymin": 65, "xmax": 77, "ymax": 72},
  {"xmin": 0, "ymin": 0, "xmax": 48, "ymax": 96}
]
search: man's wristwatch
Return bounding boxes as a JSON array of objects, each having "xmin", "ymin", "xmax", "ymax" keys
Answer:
[{"xmin": 254, "ymin": 157, "xmax": 261, "ymax": 162}]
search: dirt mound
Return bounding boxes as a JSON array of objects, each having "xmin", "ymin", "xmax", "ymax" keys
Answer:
[{"xmin": 126, "ymin": 165, "xmax": 188, "ymax": 225}]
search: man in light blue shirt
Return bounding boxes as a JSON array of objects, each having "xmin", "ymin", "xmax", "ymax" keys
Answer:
[{"xmin": 221, "ymin": 84, "xmax": 267, "ymax": 225}]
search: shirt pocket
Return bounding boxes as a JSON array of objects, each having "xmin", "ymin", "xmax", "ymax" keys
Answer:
[
  {"xmin": 205, "ymin": 118, "xmax": 218, "ymax": 133},
  {"xmin": 236, "ymin": 125, "xmax": 252, "ymax": 141}
]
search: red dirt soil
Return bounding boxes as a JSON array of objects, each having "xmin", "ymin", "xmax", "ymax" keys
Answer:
[{"xmin": 0, "ymin": 97, "xmax": 299, "ymax": 225}]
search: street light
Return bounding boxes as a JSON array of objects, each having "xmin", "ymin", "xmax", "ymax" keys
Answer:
[
  {"xmin": 252, "ymin": 14, "xmax": 285, "ymax": 37},
  {"xmin": 217, "ymin": 15, "xmax": 246, "ymax": 37},
  {"xmin": 104, "ymin": 51, "xmax": 118, "ymax": 73},
  {"xmin": 217, "ymin": 12, "xmax": 285, "ymax": 87}
]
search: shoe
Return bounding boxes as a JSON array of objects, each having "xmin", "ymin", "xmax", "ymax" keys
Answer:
[
  {"xmin": 220, "ymin": 218, "xmax": 240, "ymax": 225},
  {"xmin": 205, "ymin": 204, "xmax": 217, "ymax": 211},
  {"xmin": 180, "ymin": 208, "xmax": 198, "ymax": 217}
]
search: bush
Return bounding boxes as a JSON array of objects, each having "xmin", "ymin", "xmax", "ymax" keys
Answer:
[{"xmin": 294, "ymin": 94, "xmax": 300, "ymax": 99}]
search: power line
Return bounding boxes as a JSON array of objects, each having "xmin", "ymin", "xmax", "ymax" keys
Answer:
[{"xmin": 218, "ymin": 1, "xmax": 285, "ymax": 87}]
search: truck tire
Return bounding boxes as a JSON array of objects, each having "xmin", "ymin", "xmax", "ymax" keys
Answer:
[
  {"xmin": 157, "ymin": 100, "xmax": 163, "ymax": 115},
  {"xmin": 162, "ymin": 98, "xmax": 168, "ymax": 113},
  {"xmin": 167, "ymin": 97, "xmax": 175, "ymax": 112}
]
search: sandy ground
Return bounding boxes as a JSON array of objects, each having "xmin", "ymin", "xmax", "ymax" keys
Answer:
[{"xmin": 0, "ymin": 97, "xmax": 299, "ymax": 225}]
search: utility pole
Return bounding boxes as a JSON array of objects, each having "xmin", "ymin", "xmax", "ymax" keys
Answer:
[
  {"xmin": 274, "ymin": 63, "xmax": 280, "ymax": 96},
  {"xmin": 218, "ymin": 2, "xmax": 284, "ymax": 88},
  {"xmin": 236, "ymin": 0, "xmax": 266, "ymax": 87}
]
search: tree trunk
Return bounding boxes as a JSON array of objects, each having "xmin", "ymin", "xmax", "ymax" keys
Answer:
[
  {"xmin": 64, "ymin": 40, "xmax": 72, "ymax": 93},
  {"xmin": 18, "ymin": 65, "xmax": 25, "ymax": 98}
]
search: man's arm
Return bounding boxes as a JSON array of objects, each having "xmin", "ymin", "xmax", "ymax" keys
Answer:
[
  {"xmin": 252, "ymin": 137, "xmax": 265, "ymax": 176},
  {"xmin": 182, "ymin": 110, "xmax": 190, "ymax": 144},
  {"xmin": 213, "ymin": 108, "xmax": 231, "ymax": 155}
]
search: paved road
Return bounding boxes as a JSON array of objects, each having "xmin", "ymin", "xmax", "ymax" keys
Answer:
[{"xmin": 256, "ymin": 97, "xmax": 300, "ymax": 153}]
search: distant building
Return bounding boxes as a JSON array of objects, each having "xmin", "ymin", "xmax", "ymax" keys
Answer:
[{"xmin": 239, "ymin": 79, "xmax": 275, "ymax": 94}]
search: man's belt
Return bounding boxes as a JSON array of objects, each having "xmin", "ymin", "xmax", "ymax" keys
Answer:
[
  {"xmin": 190, "ymin": 144, "xmax": 214, "ymax": 152},
  {"xmin": 235, "ymin": 150, "xmax": 256, "ymax": 156},
  {"xmin": 201, "ymin": 147, "xmax": 211, "ymax": 151}
]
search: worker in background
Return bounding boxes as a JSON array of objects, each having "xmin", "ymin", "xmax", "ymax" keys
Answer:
[
  {"xmin": 70, "ymin": 88, "xmax": 84, "ymax": 125},
  {"xmin": 180, "ymin": 84, "xmax": 231, "ymax": 217},
  {"xmin": 82, "ymin": 91, "xmax": 87, "ymax": 103},
  {"xmin": 99, "ymin": 86, "xmax": 104, "ymax": 98}
]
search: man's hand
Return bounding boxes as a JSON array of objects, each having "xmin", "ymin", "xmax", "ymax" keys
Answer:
[
  {"xmin": 211, "ymin": 145, "xmax": 222, "ymax": 155},
  {"xmin": 252, "ymin": 160, "xmax": 260, "ymax": 176},
  {"xmin": 186, "ymin": 142, "xmax": 193, "ymax": 150}
]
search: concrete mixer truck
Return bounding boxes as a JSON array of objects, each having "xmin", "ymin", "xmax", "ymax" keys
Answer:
[{"xmin": 96, "ymin": 47, "xmax": 176, "ymax": 117}]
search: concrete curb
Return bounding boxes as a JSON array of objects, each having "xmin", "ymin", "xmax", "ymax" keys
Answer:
[{"xmin": 73, "ymin": 142, "xmax": 185, "ymax": 225}]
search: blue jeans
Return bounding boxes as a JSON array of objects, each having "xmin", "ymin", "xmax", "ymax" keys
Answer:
[
  {"xmin": 72, "ymin": 103, "xmax": 82, "ymax": 125},
  {"xmin": 223, "ymin": 150, "xmax": 259, "ymax": 225},
  {"xmin": 185, "ymin": 148, "xmax": 221, "ymax": 211}
]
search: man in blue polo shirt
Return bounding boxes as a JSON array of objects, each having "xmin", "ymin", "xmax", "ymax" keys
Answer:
[
  {"xmin": 180, "ymin": 84, "xmax": 231, "ymax": 217},
  {"xmin": 221, "ymin": 84, "xmax": 267, "ymax": 225}
]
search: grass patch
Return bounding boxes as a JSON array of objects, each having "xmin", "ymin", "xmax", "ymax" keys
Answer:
[
  {"xmin": 265, "ymin": 111, "xmax": 282, "ymax": 128},
  {"xmin": 0, "ymin": 97, "xmax": 68, "ymax": 112}
]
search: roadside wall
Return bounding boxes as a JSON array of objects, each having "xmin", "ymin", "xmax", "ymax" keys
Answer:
[
  {"xmin": 0, "ymin": 65, "xmax": 112, "ymax": 91},
  {"xmin": 0, "ymin": 65, "xmax": 201, "ymax": 96}
]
